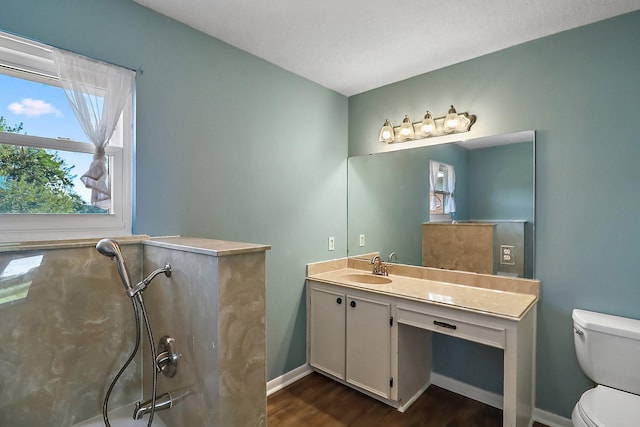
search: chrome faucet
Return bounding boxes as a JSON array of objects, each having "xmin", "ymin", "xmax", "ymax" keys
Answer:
[
  {"xmin": 388, "ymin": 252, "xmax": 399, "ymax": 263},
  {"xmin": 370, "ymin": 255, "xmax": 389, "ymax": 276},
  {"xmin": 134, "ymin": 389, "xmax": 190, "ymax": 420}
]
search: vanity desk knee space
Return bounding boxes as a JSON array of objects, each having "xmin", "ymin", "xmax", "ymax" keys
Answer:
[{"xmin": 306, "ymin": 257, "xmax": 539, "ymax": 427}]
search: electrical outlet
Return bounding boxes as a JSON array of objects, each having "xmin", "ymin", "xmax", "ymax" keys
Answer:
[
  {"xmin": 359, "ymin": 234, "xmax": 365, "ymax": 247},
  {"xmin": 328, "ymin": 237, "xmax": 335, "ymax": 251},
  {"xmin": 500, "ymin": 245, "xmax": 515, "ymax": 265}
]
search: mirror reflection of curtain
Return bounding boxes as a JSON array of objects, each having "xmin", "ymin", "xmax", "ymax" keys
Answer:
[
  {"xmin": 429, "ymin": 160, "xmax": 442, "ymax": 211},
  {"xmin": 429, "ymin": 160, "xmax": 456, "ymax": 214},
  {"xmin": 444, "ymin": 164, "xmax": 456, "ymax": 213}
]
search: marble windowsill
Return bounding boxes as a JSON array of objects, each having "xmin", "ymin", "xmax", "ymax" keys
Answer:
[
  {"xmin": 0, "ymin": 235, "xmax": 150, "ymax": 253},
  {"xmin": 307, "ymin": 256, "xmax": 539, "ymax": 320},
  {"xmin": 0, "ymin": 235, "xmax": 271, "ymax": 257}
]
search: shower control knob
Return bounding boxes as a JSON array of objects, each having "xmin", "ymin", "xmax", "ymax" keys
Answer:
[{"xmin": 156, "ymin": 336, "xmax": 180, "ymax": 378}]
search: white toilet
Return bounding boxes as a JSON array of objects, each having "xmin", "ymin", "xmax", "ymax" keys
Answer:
[{"xmin": 572, "ymin": 309, "xmax": 640, "ymax": 427}]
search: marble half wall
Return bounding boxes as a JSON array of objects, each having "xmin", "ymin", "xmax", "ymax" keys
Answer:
[
  {"xmin": 142, "ymin": 237, "xmax": 268, "ymax": 427},
  {"xmin": 0, "ymin": 236, "xmax": 269, "ymax": 427}
]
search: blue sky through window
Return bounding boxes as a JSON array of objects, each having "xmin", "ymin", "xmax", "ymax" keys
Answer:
[{"xmin": 0, "ymin": 73, "xmax": 95, "ymax": 203}]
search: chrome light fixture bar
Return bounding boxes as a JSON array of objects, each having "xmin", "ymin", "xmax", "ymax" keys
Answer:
[{"xmin": 378, "ymin": 105, "xmax": 476, "ymax": 144}]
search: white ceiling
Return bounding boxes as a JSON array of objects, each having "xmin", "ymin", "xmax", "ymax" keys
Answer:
[{"xmin": 133, "ymin": 0, "xmax": 640, "ymax": 96}]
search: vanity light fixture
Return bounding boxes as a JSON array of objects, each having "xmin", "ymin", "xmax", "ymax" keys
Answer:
[
  {"xmin": 378, "ymin": 119, "xmax": 394, "ymax": 143},
  {"xmin": 378, "ymin": 105, "xmax": 476, "ymax": 144},
  {"xmin": 399, "ymin": 115, "xmax": 415, "ymax": 140},
  {"xmin": 418, "ymin": 111, "xmax": 437, "ymax": 137},
  {"xmin": 443, "ymin": 105, "xmax": 460, "ymax": 133}
]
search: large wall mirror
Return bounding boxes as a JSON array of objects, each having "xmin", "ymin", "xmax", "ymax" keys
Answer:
[{"xmin": 347, "ymin": 130, "xmax": 535, "ymax": 278}]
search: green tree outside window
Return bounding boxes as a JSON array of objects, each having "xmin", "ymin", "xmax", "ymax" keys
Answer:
[{"xmin": 0, "ymin": 117, "xmax": 106, "ymax": 214}]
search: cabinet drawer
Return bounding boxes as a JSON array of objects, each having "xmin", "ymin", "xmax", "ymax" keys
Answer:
[{"xmin": 397, "ymin": 306, "xmax": 505, "ymax": 349}]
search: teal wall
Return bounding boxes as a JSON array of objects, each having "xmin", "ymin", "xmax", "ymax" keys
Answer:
[
  {"xmin": 349, "ymin": 11, "xmax": 640, "ymax": 417},
  {"xmin": 0, "ymin": 0, "xmax": 348, "ymax": 382},
  {"xmin": 468, "ymin": 141, "xmax": 534, "ymax": 222}
]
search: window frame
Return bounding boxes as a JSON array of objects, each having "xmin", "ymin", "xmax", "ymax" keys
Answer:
[{"xmin": 0, "ymin": 31, "xmax": 133, "ymax": 243}]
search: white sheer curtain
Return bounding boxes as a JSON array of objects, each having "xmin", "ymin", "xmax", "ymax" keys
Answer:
[
  {"xmin": 428, "ymin": 160, "xmax": 456, "ymax": 214},
  {"xmin": 429, "ymin": 160, "xmax": 442, "ymax": 211},
  {"xmin": 53, "ymin": 49, "xmax": 135, "ymax": 208},
  {"xmin": 444, "ymin": 164, "xmax": 456, "ymax": 214}
]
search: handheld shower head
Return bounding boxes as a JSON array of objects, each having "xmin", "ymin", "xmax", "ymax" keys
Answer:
[
  {"xmin": 96, "ymin": 238, "xmax": 122, "ymax": 258},
  {"xmin": 96, "ymin": 238, "xmax": 134, "ymax": 296}
]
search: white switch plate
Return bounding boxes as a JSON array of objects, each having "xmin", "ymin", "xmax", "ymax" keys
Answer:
[
  {"xmin": 359, "ymin": 234, "xmax": 365, "ymax": 247},
  {"xmin": 328, "ymin": 237, "xmax": 335, "ymax": 251}
]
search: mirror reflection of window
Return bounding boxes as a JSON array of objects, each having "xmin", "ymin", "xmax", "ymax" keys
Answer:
[
  {"xmin": 430, "ymin": 167, "xmax": 447, "ymax": 214},
  {"xmin": 430, "ymin": 193, "xmax": 445, "ymax": 214},
  {"xmin": 0, "ymin": 254, "xmax": 44, "ymax": 305},
  {"xmin": 435, "ymin": 168, "xmax": 446, "ymax": 191},
  {"xmin": 429, "ymin": 161, "xmax": 455, "ymax": 220}
]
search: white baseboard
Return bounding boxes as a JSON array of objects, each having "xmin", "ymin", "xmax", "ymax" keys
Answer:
[
  {"xmin": 531, "ymin": 407, "xmax": 573, "ymax": 427},
  {"xmin": 268, "ymin": 367, "xmax": 573, "ymax": 427},
  {"xmin": 397, "ymin": 381, "xmax": 431, "ymax": 413},
  {"xmin": 430, "ymin": 372, "xmax": 504, "ymax": 409},
  {"xmin": 266, "ymin": 364, "xmax": 312, "ymax": 396},
  {"xmin": 431, "ymin": 373, "xmax": 572, "ymax": 427}
]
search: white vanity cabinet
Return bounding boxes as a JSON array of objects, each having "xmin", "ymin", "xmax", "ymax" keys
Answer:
[
  {"xmin": 308, "ymin": 281, "xmax": 395, "ymax": 399},
  {"xmin": 306, "ymin": 267, "xmax": 538, "ymax": 427},
  {"xmin": 345, "ymin": 294, "xmax": 392, "ymax": 399},
  {"xmin": 308, "ymin": 285, "xmax": 346, "ymax": 378}
]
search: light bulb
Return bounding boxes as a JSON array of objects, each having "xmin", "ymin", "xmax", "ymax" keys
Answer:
[
  {"xmin": 444, "ymin": 105, "xmax": 460, "ymax": 133},
  {"xmin": 399, "ymin": 115, "xmax": 415, "ymax": 140},
  {"xmin": 419, "ymin": 111, "xmax": 437, "ymax": 137},
  {"xmin": 378, "ymin": 119, "xmax": 394, "ymax": 143}
]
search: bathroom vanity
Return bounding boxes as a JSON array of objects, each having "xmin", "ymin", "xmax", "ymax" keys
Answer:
[{"xmin": 306, "ymin": 257, "xmax": 539, "ymax": 427}]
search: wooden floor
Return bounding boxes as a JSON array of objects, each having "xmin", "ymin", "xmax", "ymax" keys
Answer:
[{"xmin": 268, "ymin": 372, "xmax": 549, "ymax": 427}]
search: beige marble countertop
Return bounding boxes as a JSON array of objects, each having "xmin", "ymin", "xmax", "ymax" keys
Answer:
[{"xmin": 308, "ymin": 265, "xmax": 537, "ymax": 320}]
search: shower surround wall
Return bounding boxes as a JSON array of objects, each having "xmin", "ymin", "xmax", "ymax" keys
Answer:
[
  {"xmin": 0, "ymin": 236, "xmax": 269, "ymax": 427},
  {"xmin": 141, "ymin": 237, "xmax": 270, "ymax": 427},
  {"xmin": 0, "ymin": 238, "xmax": 144, "ymax": 426}
]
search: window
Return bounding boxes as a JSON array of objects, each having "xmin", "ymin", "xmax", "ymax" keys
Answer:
[
  {"xmin": 429, "ymin": 160, "xmax": 456, "ymax": 221},
  {"xmin": 0, "ymin": 31, "xmax": 133, "ymax": 242}
]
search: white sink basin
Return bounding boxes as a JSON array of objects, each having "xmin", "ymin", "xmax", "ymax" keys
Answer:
[{"xmin": 341, "ymin": 273, "xmax": 392, "ymax": 285}]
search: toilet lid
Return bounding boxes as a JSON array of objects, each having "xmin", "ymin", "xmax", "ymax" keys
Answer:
[{"xmin": 578, "ymin": 385, "xmax": 640, "ymax": 427}]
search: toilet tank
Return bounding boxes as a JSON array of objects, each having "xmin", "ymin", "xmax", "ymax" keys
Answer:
[{"xmin": 573, "ymin": 309, "xmax": 640, "ymax": 395}]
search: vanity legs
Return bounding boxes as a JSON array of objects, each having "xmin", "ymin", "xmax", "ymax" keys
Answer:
[{"xmin": 503, "ymin": 308, "xmax": 536, "ymax": 427}]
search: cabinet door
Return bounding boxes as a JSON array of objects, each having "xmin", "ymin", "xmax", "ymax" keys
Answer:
[
  {"xmin": 309, "ymin": 286, "xmax": 346, "ymax": 379},
  {"xmin": 346, "ymin": 295, "xmax": 392, "ymax": 399}
]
